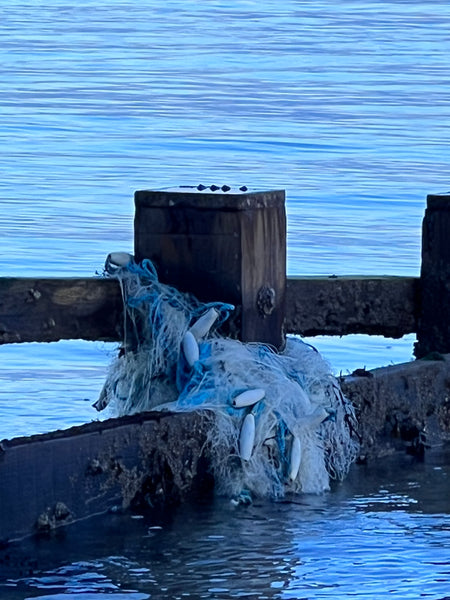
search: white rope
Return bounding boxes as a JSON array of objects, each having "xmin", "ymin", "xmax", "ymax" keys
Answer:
[{"xmin": 97, "ymin": 254, "xmax": 359, "ymax": 500}]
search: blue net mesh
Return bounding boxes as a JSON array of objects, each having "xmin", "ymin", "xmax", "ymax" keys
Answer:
[{"xmin": 97, "ymin": 254, "xmax": 359, "ymax": 500}]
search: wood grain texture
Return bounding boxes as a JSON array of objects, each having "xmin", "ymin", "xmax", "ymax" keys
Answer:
[
  {"xmin": 285, "ymin": 276, "xmax": 419, "ymax": 338},
  {"xmin": 0, "ymin": 277, "xmax": 123, "ymax": 344},
  {"xmin": 0, "ymin": 411, "xmax": 211, "ymax": 543},
  {"xmin": 0, "ymin": 275, "xmax": 421, "ymax": 344},
  {"xmin": 134, "ymin": 189, "xmax": 287, "ymax": 348}
]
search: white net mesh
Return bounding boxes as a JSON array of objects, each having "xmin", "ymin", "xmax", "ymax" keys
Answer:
[{"xmin": 97, "ymin": 254, "xmax": 359, "ymax": 500}]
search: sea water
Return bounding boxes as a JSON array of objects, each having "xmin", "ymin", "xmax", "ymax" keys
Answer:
[
  {"xmin": 1, "ymin": 450, "xmax": 449, "ymax": 599},
  {"xmin": 2, "ymin": 0, "xmax": 448, "ymax": 438},
  {"xmin": 0, "ymin": 1, "xmax": 449, "ymax": 597}
]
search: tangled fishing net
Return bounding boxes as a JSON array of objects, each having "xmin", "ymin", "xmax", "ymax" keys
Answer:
[{"xmin": 96, "ymin": 253, "xmax": 359, "ymax": 500}]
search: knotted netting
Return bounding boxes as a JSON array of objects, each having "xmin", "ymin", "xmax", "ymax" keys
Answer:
[{"xmin": 96, "ymin": 253, "xmax": 359, "ymax": 500}]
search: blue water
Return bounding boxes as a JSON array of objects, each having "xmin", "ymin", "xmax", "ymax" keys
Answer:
[
  {"xmin": 2, "ymin": 450, "xmax": 449, "ymax": 599},
  {"xmin": 1, "ymin": 1, "xmax": 450, "ymax": 596},
  {"xmin": 2, "ymin": 0, "xmax": 447, "ymax": 438}
]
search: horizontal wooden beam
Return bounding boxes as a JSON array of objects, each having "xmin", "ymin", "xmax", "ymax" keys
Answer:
[
  {"xmin": 0, "ymin": 411, "xmax": 210, "ymax": 545},
  {"xmin": 0, "ymin": 275, "xmax": 420, "ymax": 345},
  {"xmin": 285, "ymin": 276, "xmax": 420, "ymax": 339},
  {"xmin": 340, "ymin": 353, "xmax": 450, "ymax": 461},
  {"xmin": 0, "ymin": 277, "xmax": 123, "ymax": 344},
  {"xmin": 1, "ymin": 355, "xmax": 449, "ymax": 547}
]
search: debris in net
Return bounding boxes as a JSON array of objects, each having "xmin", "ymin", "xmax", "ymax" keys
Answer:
[{"xmin": 96, "ymin": 255, "xmax": 359, "ymax": 500}]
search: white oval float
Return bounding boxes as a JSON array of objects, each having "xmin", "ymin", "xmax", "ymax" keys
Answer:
[
  {"xmin": 232, "ymin": 388, "xmax": 265, "ymax": 408},
  {"xmin": 189, "ymin": 308, "xmax": 219, "ymax": 340},
  {"xmin": 182, "ymin": 330, "xmax": 199, "ymax": 367},
  {"xmin": 289, "ymin": 436, "xmax": 302, "ymax": 481},
  {"xmin": 106, "ymin": 252, "xmax": 133, "ymax": 270},
  {"xmin": 239, "ymin": 413, "xmax": 255, "ymax": 461}
]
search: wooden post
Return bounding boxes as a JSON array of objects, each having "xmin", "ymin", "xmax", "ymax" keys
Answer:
[
  {"xmin": 415, "ymin": 193, "xmax": 450, "ymax": 358},
  {"xmin": 134, "ymin": 186, "xmax": 286, "ymax": 348}
]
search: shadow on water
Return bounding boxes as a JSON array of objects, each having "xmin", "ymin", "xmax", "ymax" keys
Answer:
[{"xmin": 1, "ymin": 447, "xmax": 449, "ymax": 599}]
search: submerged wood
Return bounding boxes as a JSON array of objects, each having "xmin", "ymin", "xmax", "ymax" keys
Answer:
[
  {"xmin": 0, "ymin": 411, "xmax": 212, "ymax": 545},
  {"xmin": 0, "ymin": 356, "xmax": 449, "ymax": 545},
  {"xmin": 0, "ymin": 275, "xmax": 419, "ymax": 344}
]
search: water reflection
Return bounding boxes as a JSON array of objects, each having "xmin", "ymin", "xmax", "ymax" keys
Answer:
[{"xmin": 1, "ymin": 449, "xmax": 449, "ymax": 599}]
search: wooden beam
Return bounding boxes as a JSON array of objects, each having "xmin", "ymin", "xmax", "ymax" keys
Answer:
[
  {"xmin": 1, "ymin": 355, "xmax": 449, "ymax": 546},
  {"xmin": 134, "ymin": 187, "xmax": 287, "ymax": 348},
  {"xmin": 415, "ymin": 194, "xmax": 450, "ymax": 357},
  {"xmin": 0, "ymin": 275, "xmax": 420, "ymax": 345},
  {"xmin": 285, "ymin": 276, "xmax": 420, "ymax": 338},
  {"xmin": 0, "ymin": 411, "xmax": 211, "ymax": 544},
  {"xmin": 0, "ymin": 277, "xmax": 123, "ymax": 344},
  {"xmin": 341, "ymin": 354, "xmax": 450, "ymax": 460}
]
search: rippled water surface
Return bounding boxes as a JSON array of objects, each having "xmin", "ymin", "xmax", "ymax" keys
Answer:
[
  {"xmin": 1, "ymin": 451, "xmax": 449, "ymax": 599},
  {"xmin": 2, "ymin": 0, "xmax": 449, "ymax": 437},
  {"xmin": 3, "ymin": 0, "xmax": 449, "ymax": 277},
  {"xmin": 1, "ymin": 2, "xmax": 450, "ymax": 597}
]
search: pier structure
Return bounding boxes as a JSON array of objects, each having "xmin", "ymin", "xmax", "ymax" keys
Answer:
[{"xmin": 1, "ymin": 187, "xmax": 449, "ymax": 544}]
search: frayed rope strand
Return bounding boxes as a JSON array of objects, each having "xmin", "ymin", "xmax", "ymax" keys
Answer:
[{"xmin": 97, "ymin": 253, "xmax": 359, "ymax": 499}]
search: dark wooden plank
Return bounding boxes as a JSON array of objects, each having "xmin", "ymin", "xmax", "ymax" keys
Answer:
[
  {"xmin": 415, "ymin": 194, "xmax": 450, "ymax": 357},
  {"xmin": 240, "ymin": 205, "xmax": 286, "ymax": 347},
  {"xmin": 0, "ymin": 411, "xmax": 211, "ymax": 544},
  {"xmin": 0, "ymin": 277, "xmax": 123, "ymax": 344},
  {"xmin": 134, "ymin": 187, "xmax": 286, "ymax": 348},
  {"xmin": 0, "ymin": 275, "xmax": 421, "ymax": 344},
  {"xmin": 134, "ymin": 186, "xmax": 285, "ymax": 210},
  {"xmin": 285, "ymin": 276, "xmax": 420, "ymax": 338},
  {"xmin": 1, "ymin": 356, "xmax": 449, "ymax": 545},
  {"xmin": 341, "ymin": 354, "xmax": 450, "ymax": 460}
]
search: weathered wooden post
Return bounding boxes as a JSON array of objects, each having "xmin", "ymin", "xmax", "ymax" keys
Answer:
[
  {"xmin": 134, "ymin": 186, "xmax": 286, "ymax": 348},
  {"xmin": 415, "ymin": 193, "xmax": 450, "ymax": 358}
]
